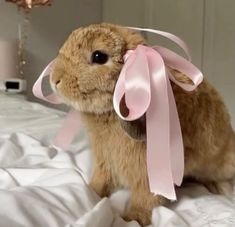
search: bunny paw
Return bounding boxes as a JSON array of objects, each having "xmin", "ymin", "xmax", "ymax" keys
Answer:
[{"xmin": 205, "ymin": 180, "xmax": 234, "ymax": 197}]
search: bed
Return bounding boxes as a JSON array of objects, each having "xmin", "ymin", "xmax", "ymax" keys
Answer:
[{"xmin": 0, "ymin": 93, "xmax": 235, "ymax": 227}]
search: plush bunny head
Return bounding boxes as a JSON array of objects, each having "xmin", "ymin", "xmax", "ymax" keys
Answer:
[{"xmin": 50, "ymin": 23, "xmax": 145, "ymax": 114}]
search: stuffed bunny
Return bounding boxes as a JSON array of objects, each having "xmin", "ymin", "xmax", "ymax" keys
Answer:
[{"xmin": 50, "ymin": 23, "xmax": 235, "ymax": 226}]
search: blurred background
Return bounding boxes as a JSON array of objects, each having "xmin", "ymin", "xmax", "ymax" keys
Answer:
[{"xmin": 0, "ymin": 0, "xmax": 234, "ymax": 126}]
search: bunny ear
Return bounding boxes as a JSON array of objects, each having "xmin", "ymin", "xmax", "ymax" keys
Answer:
[
  {"xmin": 119, "ymin": 115, "xmax": 146, "ymax": 141},
  {"xmin": 169, "ymin": 68, "xmax": 194, "ymax": 86},
  {"xmin": 116, "ymin": 26, "xmax": 145, "ymax": 50}
]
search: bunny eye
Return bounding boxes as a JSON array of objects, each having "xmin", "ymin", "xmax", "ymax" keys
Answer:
[{"xmin": 91, "ymin": 51, "xmax": 108, "ymax": 64}]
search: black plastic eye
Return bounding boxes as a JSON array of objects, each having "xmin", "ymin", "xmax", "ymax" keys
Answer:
[{"xmin": 91, "ymin": 51, "xmax": 108, "ymax": 64}]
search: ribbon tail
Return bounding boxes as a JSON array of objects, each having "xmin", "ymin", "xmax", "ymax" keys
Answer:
[
  {"xmin": 166, "ymin": 73, "xmax": 184, "ymax": 186},
  {"xmin": 146, "ymin": 111, "xmax": 176, "ymax": 200},
  {"xmin": 146, "ymin": 49, "xmax": 176, "ymax": 200},
  {"xmin": 53, "ymin": 109, "xmax": 81, "ymax": 150}
]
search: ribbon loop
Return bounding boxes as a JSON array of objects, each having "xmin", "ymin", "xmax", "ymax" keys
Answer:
[
  {"xmin": 128, "ymin": 27, "xmax": 192, "ymax": 61},
  {"xmin": 154, "ymin": 46, "xmax": 203, "ymax": 92},
  {"xmin": 32, "ymin": 60, "xmax": 62, "ymax": 104},
  {"xmin": 125, "ymin": 46, "xmax": 151, "ymax": 120},
  {"xmin": 114, "ymin": 46, "xmax": 151, "ymax": 121}
]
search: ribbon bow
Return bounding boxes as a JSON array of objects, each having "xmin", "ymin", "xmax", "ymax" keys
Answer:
[
  {"xmin": 33, "ymin": 27, "xmax": 203, "ymax": 200},
  {"xmin": 113, "ymin": 45, "xmax": 203, "ymax": 200}
]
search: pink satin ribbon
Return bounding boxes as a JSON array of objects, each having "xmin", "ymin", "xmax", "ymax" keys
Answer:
[
  {"xmin": 33, "ymin": 26, "xmax": 203, "ymax": 200},
  {"xmin": 32, "ymin": 60, "xmax": 61, "ymax": 104},
  {"xmin": 32, "ymin": 60, "xmax": 81, "ymax": 150},
  {"xmin": 114, "ymin": 28, "xmax": 203, "ymax": 200}
]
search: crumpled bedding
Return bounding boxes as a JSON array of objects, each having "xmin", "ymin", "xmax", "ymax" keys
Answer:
[{"xmin": 0, "ymin": 94, "xmax": 235, "ymax": 227}]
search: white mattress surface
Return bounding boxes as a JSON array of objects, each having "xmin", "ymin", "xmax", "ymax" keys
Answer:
[{"xmin": 0, "ymin": 94, "xmax": 235, "ymax": 227}]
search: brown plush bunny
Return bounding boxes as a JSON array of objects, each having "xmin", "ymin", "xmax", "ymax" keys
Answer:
[{"xmin": 50, "ymin": 23, "xmax": 235, "ymax": 226}]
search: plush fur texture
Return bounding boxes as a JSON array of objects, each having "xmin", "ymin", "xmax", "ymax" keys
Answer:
[{"xmin": 50, "ymin": 23, "xmax": 235, "ymax": 226}]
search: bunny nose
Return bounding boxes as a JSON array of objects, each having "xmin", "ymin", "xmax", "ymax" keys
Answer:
[
  {"xmin": 50, "ymin": 59, "xmax": 65, "ymax": 87},
  {"xmin": 52, "ymin": 76, "xmax": 62, "ymax": 88},
  {"xmin": 55, "ymin": 79, "xmax": 61, "ymax": 86},
  {"xmin": 51, "ymin": 71, "xmax": 63, "ymax": 87}
]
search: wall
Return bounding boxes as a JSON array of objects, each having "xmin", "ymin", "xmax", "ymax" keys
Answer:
[
  {"xmin": 102, "ymin": 0, "xmax": 145, "ymax": 27},
  {"xmin": 0, "ymin": 0, "xmax": 102, "ymax": 104},
  {"xmin": 102, "ymin": 0, "xmax": 235, "ymax": 127},
  {"xmin": 203, "ymin": 0, "xmax": 235, "ymax": 127}
]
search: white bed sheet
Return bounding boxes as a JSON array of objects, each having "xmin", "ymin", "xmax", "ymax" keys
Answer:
[{"xmin": 0, "ymin": 93, "xmax": 235, "ymax": 227}]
